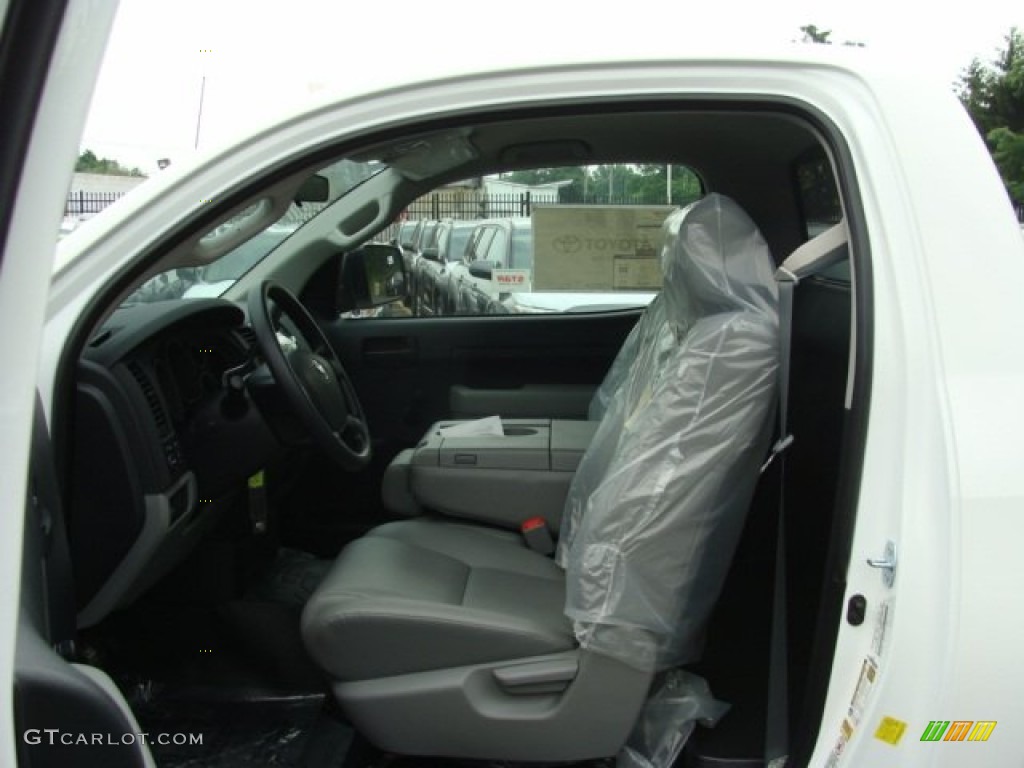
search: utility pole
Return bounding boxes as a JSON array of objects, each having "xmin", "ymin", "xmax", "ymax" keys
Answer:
[{"xmin": 667, "ymin": 164, "xmax": 673, "ymax": 204}]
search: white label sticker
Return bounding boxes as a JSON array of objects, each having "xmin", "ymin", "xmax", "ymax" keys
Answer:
[
  {"xmin": 849, "ymin": 657, "xmax": 879, "ymax": 724},
  {"xmin": 492, "ymin": 268, "xmax": 531, "ymax": 292},
  {"xmin": 872, "ymin": 600, "xmax": 890, "ymax": 658},
  {"xmin": 613, "ymin": 255, "xmax": 661, "ymax": 289}
]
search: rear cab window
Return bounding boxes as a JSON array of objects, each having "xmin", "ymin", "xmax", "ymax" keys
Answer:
[{"xmin": 795, "ymin": 145, "xmax": 850, "ymax": 282}]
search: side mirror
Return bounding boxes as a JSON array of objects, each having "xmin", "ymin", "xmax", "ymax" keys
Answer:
[
  {"xmin": 295, "ymin": 174, "xmax": 329, "ymax": 204},
  {"xmin": 421, "ymin": 247, "xmax": 441, "ymax": 263},
  {"xmin": 337, "ymin": 243, "xmax": 408, "ymax": 312},
  {"xmin": 469, "ymin": 260, "xmax": 495, "ymax": 279}
]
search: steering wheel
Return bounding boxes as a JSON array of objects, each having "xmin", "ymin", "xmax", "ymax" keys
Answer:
[{"xmin": 248, "ymin": 280, "xmax": 371, "ymax": 471}]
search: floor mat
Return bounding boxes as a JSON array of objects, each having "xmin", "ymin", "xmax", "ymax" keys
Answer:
[
  {"xmin": 249, "ymin": 548, "xmax": 333, "ymax": 606},
  {"xmin": 133, "ymin": 692, "xmax": 351, "ymax": 768}
]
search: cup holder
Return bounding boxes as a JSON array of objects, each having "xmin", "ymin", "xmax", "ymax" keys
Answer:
[{"xmin": 503, "ymin": 427, "xmax": 538, "ymax": 436}]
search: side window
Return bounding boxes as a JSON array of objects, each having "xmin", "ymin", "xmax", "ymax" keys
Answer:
[
  {"xmin": 369, "ymin": 165, "xmax": 702, "ymax": 319},
  {"xmin": 399, "ymin": 220, "xmax": 421, "ymax": 250},
  {"xmin": 460, "ymin": 229, "xmax": 478, "ymax": 262},
  {"xmin": 794, "ymin": 145, "xmax": 842, "ymax": 240},
  {"xmin": 417, "ymin": 221, "xmax": 439, "ymax": 251},
  {"xmin": 793, "ymin": 145, "xmax": 849, "ymax": 282},
  {"xmin": 485, "ymin": 229, "xmax": 509, "ymax": 266},
  {"xmin": 467, "ymin": 228, "xmax": 495, "ymax": 263},
  {"xmin": 446, "ymin": 225, "xmax": 474, "ymax": 265},
  {"xmin": 510, "ymin": 226, "xmax": 533, "ymax": 269}
]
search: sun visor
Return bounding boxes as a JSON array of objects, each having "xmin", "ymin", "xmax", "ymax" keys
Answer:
[{"xmin": 352, "ymin": 128, "xmax": 477, "ymax": 181}]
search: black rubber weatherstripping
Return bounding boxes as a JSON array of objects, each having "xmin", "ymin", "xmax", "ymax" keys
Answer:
[{"xmin": 0, "ymin": 0, "xmax": 69, "ymax": 264}]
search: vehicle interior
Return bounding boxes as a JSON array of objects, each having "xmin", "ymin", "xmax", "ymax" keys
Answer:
[{"xmin": 20, "ymin": 97, "xmax": 867, "ymax": 768}]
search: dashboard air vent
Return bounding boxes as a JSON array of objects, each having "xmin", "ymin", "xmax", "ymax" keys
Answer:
[{"xmin": 125, "ymin": 360, "xmax": 172, "ymax": 437}]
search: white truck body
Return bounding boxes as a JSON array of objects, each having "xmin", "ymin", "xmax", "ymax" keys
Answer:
[{"xmin": 1, "ymin": 5, "xmax": 1023, "ymax": 766}]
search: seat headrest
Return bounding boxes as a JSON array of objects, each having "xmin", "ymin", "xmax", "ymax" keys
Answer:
[{"xmin": 660, "ymin": 194, "xmax": 776, "ymax": 330}]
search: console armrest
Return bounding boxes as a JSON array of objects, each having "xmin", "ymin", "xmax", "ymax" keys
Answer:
[{"xmin": 392, "ymin": 419, "xmax": 598, "ymax": 531}]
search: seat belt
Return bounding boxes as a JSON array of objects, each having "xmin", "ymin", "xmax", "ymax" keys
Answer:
[
  {"xmin": 763, "ymin": 271, "xmax": 793, "ymax": 768},
  {"xmin": 762, "ymin": 222, "xmax": 849, "ymax": 768}
]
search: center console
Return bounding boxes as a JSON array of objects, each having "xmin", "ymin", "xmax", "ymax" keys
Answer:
[{"xmin": 382, "ymin": 419, "xmax": 598, "ymax": 531}]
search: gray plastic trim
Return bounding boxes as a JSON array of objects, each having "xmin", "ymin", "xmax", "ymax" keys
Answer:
[
  {"xmin": 73, "ymin": 665, "xmax": 157, "ymax": 767},
  {"xmin": 412, "ymin": 467, "xmax": 572, "ymax": 531},
  {"xmin": 450, "ymin": 384, "xmax": 594, "ymax": 420},
  {"xmin": 381, "ymin": 448, "xmax": 423, "ymax": 516},
  {"xmin": 334, "ymin": 649, "xmax": 652, "ymax": 761},
  {"xmin": 551, "ymin": 420, "xmax": 600, "ymax": 472},
  {"xmin": 404, "ymin": 419, "xmax": 597, "ymax": 530},
  {"xmin": 414, "ymin": 419, "xmax": 551, "ymax": 471},
  {"xmin": 78, "ymin": 471, "xmax": 197, "ymax": 627},
  {"xmin": 492, "ymin": 655, "xmax": 579, "ymax": 694}
]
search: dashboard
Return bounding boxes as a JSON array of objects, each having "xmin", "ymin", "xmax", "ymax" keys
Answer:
[{"xmin": 70, "ymin": 299, "xmax": 280, "ymax": 627}]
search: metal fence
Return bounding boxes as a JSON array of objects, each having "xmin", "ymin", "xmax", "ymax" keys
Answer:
[
  {"xmin": 65, "ymin": 190, "xmax": 124, "ymax": 217},
  {"xmin": 63, "ymin": 188, "xmax": 1024, "ymax": 229},
  {"xmin": 380, "ymin": 191, "xmax": 698, "ymax": 242},
  {"xmin": 403, "ymin": 191, "xmax": 692, "ymax": 220},
  {"xmin": 403, "ymin": 191, "xmax": 558, "ymax": 221},
  {"xmin": 395, "ymin": 191, "xmax": 1024, "ymax": 229}
]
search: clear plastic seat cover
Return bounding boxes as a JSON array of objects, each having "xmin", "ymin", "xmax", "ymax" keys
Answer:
[
  {"xmin": 588, "ymin": 294, "xmax": 667, "ymax": 421},
  {"xmin": 557, "ymin": 194, "xmax": 779, "ymax": 671}
]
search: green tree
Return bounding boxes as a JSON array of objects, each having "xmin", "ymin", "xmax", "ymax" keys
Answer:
[
  {"xmin": 989, "ymin": 127, "xmax": 1024, "ymax": 202},
  {"xmin": 589, "ymin": 164, "xmax": 632, "ymax": 201},
  {"xmin": 625, "ymin": 165, "xmax": 702, "ymax": 204},
  {"xmin": 800, "ymin": 24, "xmax": 831, "ymax": 44},
  {"xmin": 503, "ymin": 165, "xmax": 705, "ymax": 205},
  {"xmin": 75, "ymin": 149, "xmax": 144, "ymax": 177},
  {"xmin": 799, "ymin": 23, "xmax": 864, "ymax": 48},
  {"xmin": 501, "ymin": 166, "xmax": 588, "ymax": 200},
  {"xmin": 957, "ymin": 28, "xmax": 1024, "ymax": 203}
]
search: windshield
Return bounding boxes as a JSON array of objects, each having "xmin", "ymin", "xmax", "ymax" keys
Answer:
[{"xmin": 120, "ymin": 157, "xmax": 385, "ymax": 305}]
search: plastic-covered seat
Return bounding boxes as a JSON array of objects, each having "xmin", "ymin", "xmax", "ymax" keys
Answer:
[
  {"xmin": 301, "ymin": 194, "xmax": 779, "ymax": 760},
  {"xmin": 558, "ymin": 194, "xmax": 779, "ymax": 670},
  {"xmin": 588, "ymin": 293, "xmax": 667, "ymax": 420}
]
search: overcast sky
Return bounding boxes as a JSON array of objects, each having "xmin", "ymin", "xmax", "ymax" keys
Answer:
[{"xmin": 81, "ymin": 0, "xmax": 1024, "ymax": 175}]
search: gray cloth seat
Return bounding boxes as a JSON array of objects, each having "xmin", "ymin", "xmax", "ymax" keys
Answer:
[
  {"xmin": 302, "ymin": 194, "xmax": 779, "ymax": 761},
  {"xmin": 303, "ymin": 518, "xmax": 573, "ymax": 681}
]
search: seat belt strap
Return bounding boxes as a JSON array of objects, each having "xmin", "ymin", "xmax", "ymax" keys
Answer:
[
  {"xmin": 763, "ymin": 220, "xmax": 850, "ymax": 767},
  {"xmin": 764, "ymin": 274, "xmax": 795, "ymax": 768},
  {"xmin": 761, "ymin": 266, "xmax": 799, "ymax": 474}
]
